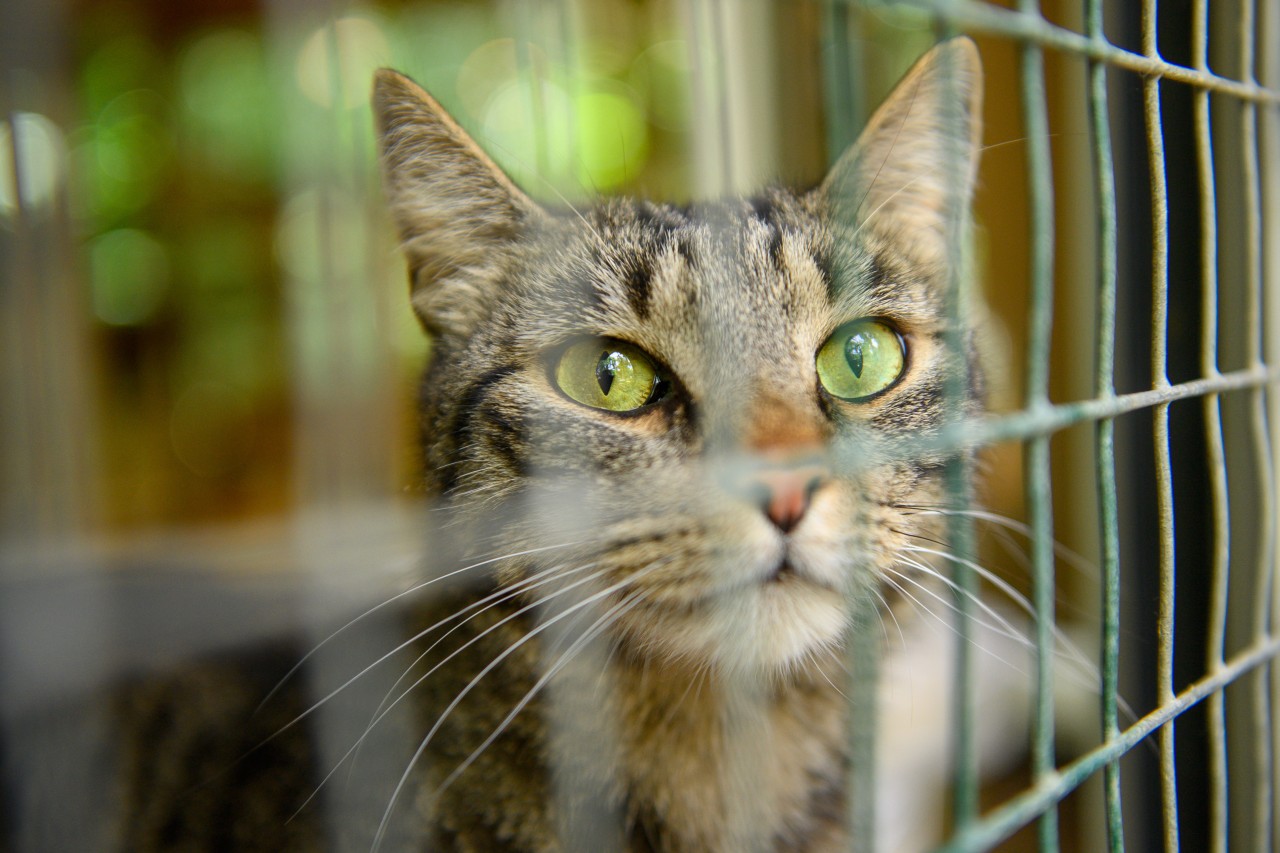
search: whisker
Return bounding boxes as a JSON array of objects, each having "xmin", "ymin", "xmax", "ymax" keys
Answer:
[
  {"xmin": 431, "ymin": 589, "xmax": 649, "ymax": 798},
  {"xmin": 813, "ymin": 659, "xmax": 851, "ymax": 703},
  {"xmin": 371, "ymin": 559, "xmax": 669, "ymax": 852},
  {"xmin": 896, "ymin": 550, "xmax": 1126, "ymax": 701},
  {"xmin": 899, "ymin": 545, "xmax": 1094, "ymax": 672},
  {"xmin": 878, "ymin": 572, "xmax": 956, "ymax": 651},
  {"xmin": 256, "ymin": 540, "xmax": 581, "ymax": 715},
  {"xmin": 364, "ymin": 561, "xmax": 597, "ymax": 721},
  {"xmin": 292, "ymin": 562, "xmax": 615, "ymax": 824},
  {"xmin": 901, "ymin": 505, "xmax": 1098, "ymax": 579},
  {"xmin": 891, "ymin": 559, "xmax": 1038, "ymax": 657},
  {"xmin": 882, "ymin": 567, "xmax": 1025, "ymax": 675},
  {"xmin": 347, "ymin": 560, "xmax": 598, "ymax": 778},
  {"xmin": 893, "ymin": 556, "xmax": 1137, "ymax": 723},
  {"xmin": 870, "ymin": 586, "xmax": 906, "ymax": 651}
]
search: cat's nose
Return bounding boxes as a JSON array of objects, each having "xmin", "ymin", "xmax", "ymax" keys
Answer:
[{"xmin": 745, "ymin": 465, "xmax": 827, "ymax": 534}]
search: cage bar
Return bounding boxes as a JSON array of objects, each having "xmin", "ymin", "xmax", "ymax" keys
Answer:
[
  {"xmin": 1238, "ymin": 2, "xmax": 1280, "ymax": 851},
  {"xmin": 1191, "ymin": 0, "xmax": 1231, "ymax": 850},
  {"xmin": 1015, "ymin": 0, "xmax": 1059, "ymax": 848},
  {"xmin": 895, "ymin": 0, "xmax": 1279, "ymax": 102},
  {"xmin": 1085, "ymin": 0, "xmax": 1124, "ymax": 847},
  {"xmin": 1140, "ymin": 2, "xmax": 1181, "ymax": 850},
  {"xmin": 935, "ymin": 638, "xmax": 1280, "ymax": 852}
]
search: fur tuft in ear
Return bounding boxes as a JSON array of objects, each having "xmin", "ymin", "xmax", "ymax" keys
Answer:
[
  {"xmin": 818, "ymin": 37, "xmax": 983, "ymax": 268},
  {"xmin": 373, "ymin": 70, "xmax": 542, "ymax": 338}
]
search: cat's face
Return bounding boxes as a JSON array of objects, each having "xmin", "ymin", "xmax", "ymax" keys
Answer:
[{"xmin": 375, "ymin": 40, "xmax": 983, "ymax": 677}]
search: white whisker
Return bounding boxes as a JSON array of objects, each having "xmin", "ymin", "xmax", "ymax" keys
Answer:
[
  {"xmin": 905, "ymin": 505, "xmax": 1098, "ymax": 579},
  {"xmin": 896, "ymin": 548, "xmax": 1134, "ymax": 718},
  {"xmin": 347, "ymin": 561, "xmax": 598, "ymax": 777},
  {"xmin": 432, "ymin": 589, "xmax": 649, "ymax": 797},
  {"xmin": 295, "ymin": 562, "xmax": 613, "ymax": 823},
  {"xmin": 371, "ymin": 558, "xmax": 669, "ymax": 852},
  {"xmin": 257, "ymin": 540, "xmax": 581, "ymax": 715}
]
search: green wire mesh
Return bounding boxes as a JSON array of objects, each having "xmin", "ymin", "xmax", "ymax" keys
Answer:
[
  {"xmin": 2, "ymin": 0, "xmax": 1278, "ymax": 849},
  {"xmin": 850, "ymin": 0, "xmax": 1280, "ymax": 850}
]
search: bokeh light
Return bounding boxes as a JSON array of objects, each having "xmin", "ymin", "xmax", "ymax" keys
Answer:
[
  {"xmin": 275, "ymin": 186, "xmax": 366, "ymax": 282},
  {"xmin": 456, "ymin": 38, "xmax": 544, "ymax": 118},
  {"xmin": 570, "ymin": 81, "xmax": 648, "ymax": 191},
  {"xmin": 80, "ymin": 29, "xmax": 161, "ymax": 115},
  {"xmin": 89, "ymin": 228, "xmax": 170, "ymax": 326},
  {"xmin": 479, "ymin": 74, "xmax": 575, "ymax": 193},
  {"xmin": 459, "ymin": 38, "xmax": 650, "ymax": 197},
  {"xmin": 390, "ymin": 2, "xmax": 498, "ymax": 117},
  {"xmin": 0, "ymin": 112, "xmax": 68, "ymax": 218},
  {"xmin": 296, "ymin": 16, "xmax": 391, "ymax": 110},
  {"xmin": 178, "ymin": 29, "xmax": 275, "ymax": 180},
  {"xmin": 629, "ymin": 40, "xmax": 691, "ymax": 132}
]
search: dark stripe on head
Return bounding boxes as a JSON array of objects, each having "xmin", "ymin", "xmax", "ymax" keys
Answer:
[
  {"xmin": 864, "ymin": 254, "xmax": 888, "ymax": 295},
  {"xmin": 623, "ymin": 256, "xmax": 653, "ymax": 319},
  {"xmin": 814, "ymin": 247, "xmax": 834, "ymax": 294},
  {"xmin": 767, "ymin": 228, "xmax": 785, "ymax": 269},
  {"xmin": 912, "ymin": 458, "xmax": 949, "ymax": 480},
  {"xmin": 821, "ymin": 250, "xmax": 850, "ymax": 301},
  {"xmin": 481, "ymin": 408, "xmax": 527, "ymax": 477},
  {"xmin": 749, "ymin": 194, "xmax": 779, "ymax": 227},
  {"xmin": 749, "ymin": 195, "xmax": 785, "ymax": 269},
  {"xmin": 675, "ymin": 235, "xmax": 696, "ymax": 270},
  {"xmin": 633, "ymin": 199, "xmax": 688, "ymax": 236},
  {"xmin": 444, "ymin": 364, "xmax": 520, "ymax": 492}
]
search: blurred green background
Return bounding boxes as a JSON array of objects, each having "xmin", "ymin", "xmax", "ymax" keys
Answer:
[{"xmin": 7, "ymin": 0, "xmax": 1002, "ymax": 537}]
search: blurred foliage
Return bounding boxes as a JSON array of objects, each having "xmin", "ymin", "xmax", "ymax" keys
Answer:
[{"xmin": 51, "ymin": 0, "xmax": 734, "ymax": 530}]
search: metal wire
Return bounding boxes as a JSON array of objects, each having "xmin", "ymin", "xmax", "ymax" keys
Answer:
[
  {"xmin": 1138, "ymin": 3, "xmax": 1181, "ymax": 851},
  {"xmin": 889, "ymin": 0, "xmax": 1279, "ymax": 102},
  {"xmin": 1191, "ymin": 0, "xmax": 1231, "ymax": 849},
  {"xmin": 870, "ymin": 0, "xmax": 1280, "ymax": 850},
  {"xmin": 1084, "ymin": 0, "xmax": 1123, "ymax": 846},
  {"xmin": 1016, "ymin": 1, "xmax": 1058, "ymax": 847},
  {"xmin": 934, "ymin": 637, "xmax": 1280, "ymax": 853},
  {"xmin": 1238, "ymin": 2, "xmax": 1280, "ymax": 851}
]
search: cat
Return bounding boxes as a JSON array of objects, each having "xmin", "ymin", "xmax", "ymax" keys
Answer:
[
  {"xmin": 100, "ymin": 36, "xmax": 983, "ymax": 853},
  {"xmin": 369, "ymin": 36, "xmax": 984, "ymax": 853}
]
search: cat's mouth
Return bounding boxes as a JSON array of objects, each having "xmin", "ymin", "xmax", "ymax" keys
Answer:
[
  {"xmin": 763, "ymin": 558, "xmax": 837, "ymax": 593},
  {"xmin": 767, "ymin": 561, "xmax": 797, "ymax": 583}
]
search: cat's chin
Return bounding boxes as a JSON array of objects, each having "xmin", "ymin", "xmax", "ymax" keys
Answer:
[{"xmin": 625, "ymin": 578, "xmax": 850, "ymax": 677}]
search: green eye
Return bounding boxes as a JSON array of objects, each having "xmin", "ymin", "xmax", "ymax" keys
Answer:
[
  {"xmin": 554, "ymin": 339, "xmax": 668, "ymax": 412},
  {"xmin": 816, "ymin": 319, "xmax": 906, "ymax": 401}
]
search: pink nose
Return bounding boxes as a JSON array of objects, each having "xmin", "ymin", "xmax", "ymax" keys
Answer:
[{"xmin": 747, "ymin": 466, "xmax": 826, "ymax": 533}]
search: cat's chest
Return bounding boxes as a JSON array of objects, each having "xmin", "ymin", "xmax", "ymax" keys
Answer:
[
  {"xmin": 411, "ymin": 586, "xmax": 850, "ymax": 853},
  {"xmin": 610, "ymin": 660, "xmax": 850, "ymax": 853}
]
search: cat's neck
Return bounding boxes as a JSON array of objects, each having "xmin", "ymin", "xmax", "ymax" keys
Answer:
[
  {"xmin": 409, "ymin": 586, "xmax": 852, "ymax": 853},
  {"xmin": 600, "ymin": 647, "xmax": 852, "ymax": 851}
]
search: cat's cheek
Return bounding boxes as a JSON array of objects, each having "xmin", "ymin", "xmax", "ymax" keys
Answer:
[{"xmin": 787, "ymin": 490, "xmax": 872, "ymax": 592}]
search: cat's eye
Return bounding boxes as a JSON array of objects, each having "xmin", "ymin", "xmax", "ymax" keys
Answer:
[
  {"xmin": 553, "ymin": 338, "xmax": 669, "ymax": 413},
  {"xmin": 816, "ymin": 318, "xmax": 906, "ymax": 402}
]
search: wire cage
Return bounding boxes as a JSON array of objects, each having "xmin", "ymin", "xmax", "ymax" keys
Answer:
[{"xmin": 1, "ymin": 0, "xmax": 1278, "ymax": 850}]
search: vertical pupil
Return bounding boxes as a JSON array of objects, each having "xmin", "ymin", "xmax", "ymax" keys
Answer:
[
  {"xmin": 845, "ymin": 333, "xmax": 865, "ymax": 378},
  {"xmin": 596, "ymin": 351, "xmax": 617, "ymax": 395}
]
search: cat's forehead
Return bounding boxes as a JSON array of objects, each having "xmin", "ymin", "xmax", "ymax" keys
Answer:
[{"xmin": 515, "ymin": 192, "xmax": 938, "ymax": 334}]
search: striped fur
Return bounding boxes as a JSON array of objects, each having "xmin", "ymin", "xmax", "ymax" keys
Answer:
[{"xmin": 368, "ymin": 37, "xmax": 984, "ymax": 853}]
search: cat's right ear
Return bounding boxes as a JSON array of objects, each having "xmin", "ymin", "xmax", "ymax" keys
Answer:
[
  {"xmin": 373, "ymin": 70, "xmax": 542, "ymax": 338},
  {"xmin": 816, "ymin": 38, "xmax": 982, "ymax": 270}
]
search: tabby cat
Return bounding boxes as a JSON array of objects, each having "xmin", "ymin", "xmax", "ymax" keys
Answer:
[{"xmin": 109, "ymin": 37, "xmax": 982, "ymax": 853}]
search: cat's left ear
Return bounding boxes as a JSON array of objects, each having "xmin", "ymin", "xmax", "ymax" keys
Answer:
[
  {"xmin": 374, "ymin": 70, "xmax": 544, "ymax": 338},
  {"xmin": 816, "ymin": 37, "xmax": 983, "ymax": 267}
]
